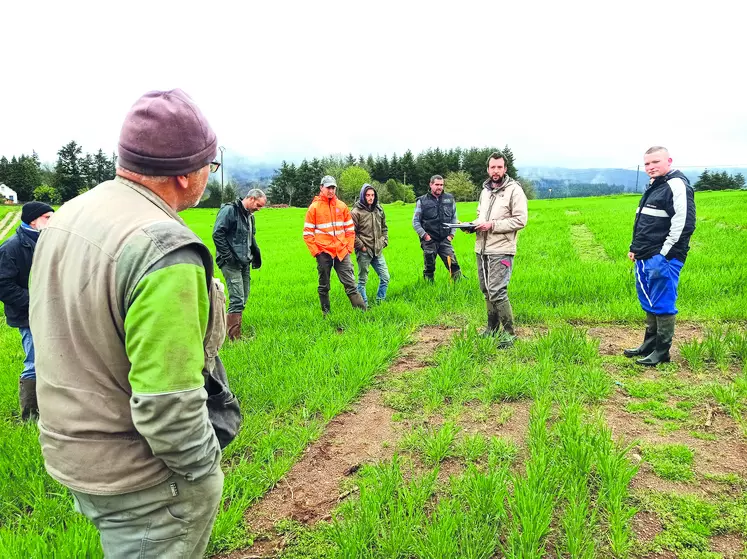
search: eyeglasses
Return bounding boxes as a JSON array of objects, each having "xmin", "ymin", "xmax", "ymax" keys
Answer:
[
  {"xmin": 323, "ymin": 185, "xmax": 336, "ymax": 189},
  {"xmin": 209, "ymin": 161, "xmax": 221, "ymax": 173}
]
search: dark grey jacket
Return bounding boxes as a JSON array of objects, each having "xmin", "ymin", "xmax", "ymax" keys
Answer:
[
  {"xmin": 0, "ymin": 225, "xmax": 37, "ymax": 328},
  {"xmin": 212, "ymin": 199, "xmax": 261, "ymax": 269}
]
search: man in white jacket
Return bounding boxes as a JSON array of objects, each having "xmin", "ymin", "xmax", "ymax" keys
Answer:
[{"xmin": 472, "ymin": 151, "xmax": 528, "ymax": 344}]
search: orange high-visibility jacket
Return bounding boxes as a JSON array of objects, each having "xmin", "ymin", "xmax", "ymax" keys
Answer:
[{"xmin": 303, "ymin": 195, "xmax": 355, "ymax": 259}]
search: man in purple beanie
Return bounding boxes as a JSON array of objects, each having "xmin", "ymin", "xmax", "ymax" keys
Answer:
[
  {"xmin": 29, "ymin": 90, "xmax": 233, "ymax": 558},
  {"xmin": 0, "ymin": 201, "xmax": 53, "ymax": 420}
]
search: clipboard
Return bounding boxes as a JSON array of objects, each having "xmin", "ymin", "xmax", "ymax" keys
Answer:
[{"xmin": 443, "ymin": 222, "xmax": 477, "ymax": 229}]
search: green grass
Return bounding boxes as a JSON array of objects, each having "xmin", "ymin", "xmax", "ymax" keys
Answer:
[
  {"xmin": 635, "ymin": 491, "xmax": 747, "ymax": 557},
  {"xmin": 1, "ymin": 190, "xmax": 746, "ymax": 556},
  {"xmin": 642, "ymin": 444, "xmax": 696, "ymax": 481}
]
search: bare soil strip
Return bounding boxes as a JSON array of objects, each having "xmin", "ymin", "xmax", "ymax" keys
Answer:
[
  {"xmin": 0, "ymin": 211, "xmax": 20, "ymax": 239},
  {"xmin": 216, "ymin": 324, "xmax": 745, "ymax": 558},
  {"xmin": 216, "ymin": 326, "xmax": 456, "ymax": 558}
]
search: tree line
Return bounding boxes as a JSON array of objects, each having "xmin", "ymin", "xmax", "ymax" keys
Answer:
[
  {"xmin": 534, "ymin": 180, "xmax": 632, "ymax": 199},
  {"xmin": 694, "ymin": 170, "xmax": 745, "ymax": 191},
  {"xmin": 0, "ymin": 141, "xmax": 116, "ymax": 204},
  {"xmin": 266, "ymin": 146, "xmax": 537, "ymax": 207}
]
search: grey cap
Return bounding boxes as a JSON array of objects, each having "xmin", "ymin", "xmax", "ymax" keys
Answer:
[{"xmin": 320, "ymin": 175, "xmax": 337, "ymax": 187}]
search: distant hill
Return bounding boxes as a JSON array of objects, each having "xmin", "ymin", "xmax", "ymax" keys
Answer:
[
  {"xmin": 221, "ymin": 151, "xmax": 278, "ymax": 189},
  {"xmin": 521, "ymin": 166, "xmax": 746, "ymax": 193}
]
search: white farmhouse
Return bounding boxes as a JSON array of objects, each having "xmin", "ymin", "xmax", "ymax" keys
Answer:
[{"xmin": 0, "ymin": 183, "xmax": 18, "ymax": 203}]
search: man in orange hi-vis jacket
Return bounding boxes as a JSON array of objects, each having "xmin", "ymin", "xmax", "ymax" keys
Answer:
[{"xmin": 304, "ymin": 175, "xmax": 367, "ymax": 315}]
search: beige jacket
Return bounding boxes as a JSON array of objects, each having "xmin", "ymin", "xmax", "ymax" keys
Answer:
[{"xmin": 474, "ymin": 176, "xmax": 528, "ymax": 255}]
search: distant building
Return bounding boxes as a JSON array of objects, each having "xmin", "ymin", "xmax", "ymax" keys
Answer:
[{"xmin": 0, "ymin": 183, "xmax": 18, "ymax": 203}]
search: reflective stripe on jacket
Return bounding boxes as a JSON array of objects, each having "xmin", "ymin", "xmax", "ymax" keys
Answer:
[{"xmin": 303, "ymin": 195, "xmax": 355, "ymax": 259}]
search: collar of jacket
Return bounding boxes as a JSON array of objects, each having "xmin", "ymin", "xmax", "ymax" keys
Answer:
[
  {"xmin": 355, "ymin": 200, "xmax": 379, "ymax": 212},
  {"xmin": 114, "ymin": 176, "xmax": 185, "ymax": 225},
  {"xmin": 16, "ymin": 225, "xmax": 38, "ymax": 246},
  {"xmin": 483, "ymin": 174, "xmax": 513, "ymax": 193},
  {"xmin": 647, "ymin": 169, "xmax": 685, "ymax": 191},
  {"xmin": 235, "ymin": 198, "xmax": 250, "ymax": 217},
  {"xmin": 313, "ymin": 195, "xmax": 338, "ymax": 204}
]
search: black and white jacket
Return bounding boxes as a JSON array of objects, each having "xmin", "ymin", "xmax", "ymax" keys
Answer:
[{"xmin": 630, "ymin": 169, "xmax": 696, "ymax": 262}]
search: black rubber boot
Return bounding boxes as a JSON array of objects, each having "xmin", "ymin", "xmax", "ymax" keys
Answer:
[
  {"xmin": 348, "ymin": 292, "xmax": 367, "ymax": 311},
  {"xmin": 637, "ymin": 314, "xmax": 675, "ymax": 366},
  {"xmin": 495, "ymin": 300, "xmax": 517, "ymax": 348},
  {"xmin": 19, "ymin": 378, "xmax": 38, "ymax": 421},
  {"xmin": 319, "ymin": 293, "xmax": 331, "ymax": 316},
  {"xmin": 623, "ymin": 312, "xmax": 657, "ymax": 357},
  {"xmin": 480, "ymin": 300, "xmax": 500, "ymax": 337}
]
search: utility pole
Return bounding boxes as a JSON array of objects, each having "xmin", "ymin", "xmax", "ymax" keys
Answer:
[
  {"xmin": 635, "ymin": 164, "xmax": 640, "ymax": 193},
  {"xmin": 218, "ymin": 146, "xmax": 225, "ymax": 202}
]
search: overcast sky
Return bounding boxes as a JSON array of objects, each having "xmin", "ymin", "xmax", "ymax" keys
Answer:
[{"xmin": 1, "ymin": 0, "xmax": 744, "ymax": 170}]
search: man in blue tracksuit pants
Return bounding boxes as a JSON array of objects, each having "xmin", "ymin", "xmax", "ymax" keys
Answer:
[{"xmin": 625, "ymin": 146, "xmax": 696, "ymax": 366}]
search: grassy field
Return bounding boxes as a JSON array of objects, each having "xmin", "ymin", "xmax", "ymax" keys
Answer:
[{"xmin": 0, "ymin": 191, "xmax": 745, "ymax": 558}]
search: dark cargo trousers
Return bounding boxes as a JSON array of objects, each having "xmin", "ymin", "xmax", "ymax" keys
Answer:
[
  {"xmin": 316, "ymin": 252, "xmax": 364, "ymax": 312},
  {"xmin": 71, "ymin": 467, "xmax": 224, "ymax": 559},
  {"xmin": 221, "ymin": 262, "xmax": 251, "ymax": 314},
  {"xmin": 421, "ymin": 237, "xmax": 461, "ymax": 280}
]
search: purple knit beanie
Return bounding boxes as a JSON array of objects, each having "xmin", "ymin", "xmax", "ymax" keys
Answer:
[{"xmin": 118, "ymin": 89, "xmax": 217, "ymax": 176}]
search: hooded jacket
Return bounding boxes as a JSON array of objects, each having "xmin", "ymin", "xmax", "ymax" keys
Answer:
[
  {"xmin": 303, "ymin": 194, "xmax": 355, "ymax": 259},
  {"xmin": 351, "ymin": 184, "xmax": 388, "ymax": 256},
  {"xmin": 474, "ymin": 175, "xmax": 528, "ymax": 255},
  {"xmin": 630, "ymin": 169, "xmax": 696, "ymax": 262}
]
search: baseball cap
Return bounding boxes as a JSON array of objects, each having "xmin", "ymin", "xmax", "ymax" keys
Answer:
[{"xmin": 321, "ymin": 175, "xmax": 337, "ymax": 187}]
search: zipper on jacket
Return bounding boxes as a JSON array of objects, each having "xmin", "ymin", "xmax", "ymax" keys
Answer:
[{"xmin": 481, "ymin": 189, "xmax": 499, "ymax": 254}]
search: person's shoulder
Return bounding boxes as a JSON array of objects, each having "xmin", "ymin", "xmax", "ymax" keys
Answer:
[
  {"xmin": 217, "ymin": 202, "xmax": 237, "ymax": 215},
  {"xmin": 0, "ymin": 231, "xmax": 21, "ymax": 252},
  {"xmin": 665, "ymin": 172, "xmax": 689, "ymax": 189},
  {"xmin": 140, "ymin": 219, "xmax": 203, "ymax": 256}
]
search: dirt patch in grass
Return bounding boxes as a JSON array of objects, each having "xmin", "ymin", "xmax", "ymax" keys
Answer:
[
  {"xmin": 710, "ymin": 533, "xmax": 745, "ymax": 558},
  {"xmin": 389, "ymin": 325, "xmax": 455, "ymax": 374},
  {"xmin": 604, "ymin": 394, "xmax": 747, "ymax": 498},
  {"xmin": 457, "ymin": 400, "xmax": 531, "ymax": 444},
  {"xmin": 632, "ymin": 510, "xmax": 664, "ymax": 543},
  {"xmin": 588, "ymin": 323, "xmax": 703, "ymax": 360},
  {"xmin": 224, "ymin": 326, "xmax": 455, "ymax": 558}
]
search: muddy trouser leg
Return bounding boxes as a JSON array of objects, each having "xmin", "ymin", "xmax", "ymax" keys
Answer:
[
  {"xmin": 476, "ymin": 255, "xmax": 498, "ymax": 334},
  {"xmin": 370, "ymin": 254, "xmax": 390, "ymax": 301},
  {"xmin": 335, "ymin": 254, "xmax": 366, "ymax": 309},
  {"xmin": 437, "ymin": 238, "xmax": 461, "ymax": 278},
  {"xmin": 355, "ymin": 250, "xmax": 372, "ymax": 304},
  {"xmin": 71, "ymin": 467, "xmax": 224, "ymax": 559},
  {"xmin": 316, "ymin": 253, "xmax": 334, "ymax": 313},
  {"xmin": 222, "ymin": 262, "xmax": 248, "ymax": 314},
  {"xmin": 421, "ymin": 238, "xmax": 438, "ymax": 280},
  {"xmin": 479, "ymin": 254, "xmax": 514, "ymax": 334}
]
